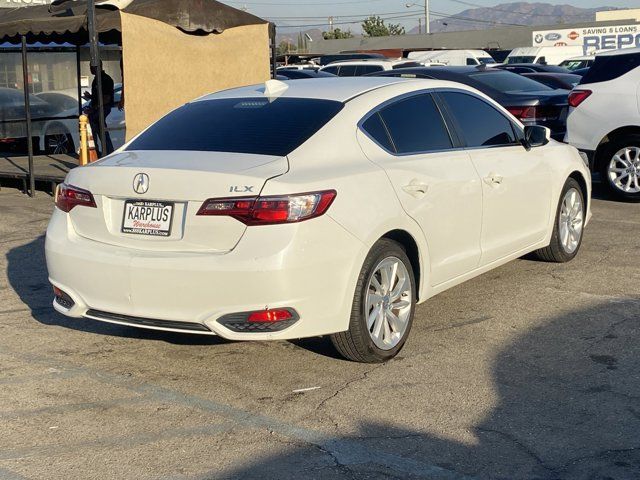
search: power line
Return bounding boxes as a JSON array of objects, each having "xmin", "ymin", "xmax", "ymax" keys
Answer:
[{"xmin": 227, "ymin": 0, "xmax": 387, "ymax": 6}]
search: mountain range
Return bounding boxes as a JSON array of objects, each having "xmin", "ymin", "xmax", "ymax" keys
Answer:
[
  {"xmin": 275, "ymin": 2, "xmax": 625, "ymax": 44},
  {"xmin": 412, "ymin": 2, "xmax": 619, "ymax": 34}
]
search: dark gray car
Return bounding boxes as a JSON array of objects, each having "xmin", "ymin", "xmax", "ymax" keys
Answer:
[{"xmin": 368, "ymin": 66, "xmax": 570, "ymax": 141}]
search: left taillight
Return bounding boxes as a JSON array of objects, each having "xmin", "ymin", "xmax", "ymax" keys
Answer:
[
  {"xmin": 506, "ymin": 105, "xmax": 561, "ymax": 122},
  {"xmin": 196, "ymin": 190, "xmax": 336, "ymax": 226},
  {"xmin": 55, "ymin": 183, "xmax": 97, "ymax": 213}
]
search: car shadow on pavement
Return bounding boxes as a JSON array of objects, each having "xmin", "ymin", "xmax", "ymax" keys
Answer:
[
  {"xmin": 217, "ymin": 299, "xmax": 640, "ymax": 480},
  {"xmin": 6, "ymin": 235, "xmax": 227, "ymax": 346},
  {"xmin": 5, "ymin": 238, "xmax": 640, "ymax": 478}
]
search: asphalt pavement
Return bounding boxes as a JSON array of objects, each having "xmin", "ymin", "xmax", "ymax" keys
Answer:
[{"xmin": 0, "ymin": 183, "xmax": 638, "ymax": 480}]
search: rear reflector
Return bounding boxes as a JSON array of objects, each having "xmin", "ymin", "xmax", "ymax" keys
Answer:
[
  {"xmin": 197, "ymin": 190, "xmax": 336, "ymax": 226},
  {"xmin": 247, "ymin": 309, "xmax": 294, "ymax": 323},
  {"xmin": 52, "ymin": 285, "xmax": 74, "ymax": 309},
  {"xmin": 568, "ymin": 90, "xmax": 592, "ymax": 108},
  {"xmin": 55, "ymin": 183, "xmax": 97, "ymax": 212},
  {"xmin": 218, "ymin": 308, "xmax": 300, "ymax": 333}
]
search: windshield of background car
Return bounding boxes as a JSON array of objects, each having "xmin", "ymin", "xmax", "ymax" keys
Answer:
[
  {"xmin": 506, "ymin": 56, "xmax": 536, "ymax": 64},
  {"xmin": 470, "ymin": 71, "xmax": 553, "ymax": 93},
  {"xmin": 126, "ymin": 98, "xmax": 344, "ymax": 156},
  {"xmin": 478, "ymin": 58, "xmax": 497, "ymax": 65}
]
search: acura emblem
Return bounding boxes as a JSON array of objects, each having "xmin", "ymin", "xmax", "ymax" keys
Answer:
[{"xmin": 133, "ymin": 173, "xmax": 149, "ymax": 194}]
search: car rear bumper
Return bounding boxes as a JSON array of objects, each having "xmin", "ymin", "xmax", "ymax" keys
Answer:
[{"xmin": 45, "ymin": 209, "xmax": 364, "ymax": 341}]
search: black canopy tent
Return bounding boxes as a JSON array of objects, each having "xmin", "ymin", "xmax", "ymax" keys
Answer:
[{"xmin": 0, "ymin": 0, "xmax": 276, "ymax": 196}]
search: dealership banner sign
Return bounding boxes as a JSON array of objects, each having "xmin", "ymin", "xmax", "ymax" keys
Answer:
[{"xmin": 533, "ymin": 24, "xmax": 640, "ymax": 53}]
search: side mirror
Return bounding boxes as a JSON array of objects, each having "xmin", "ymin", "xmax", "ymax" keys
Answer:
[{"xmin": 523, "ymin": 125, "xmax": 551, "ymax": 149}]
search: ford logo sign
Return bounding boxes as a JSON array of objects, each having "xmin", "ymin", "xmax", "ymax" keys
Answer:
[{"xmin": 545, "ymin": 33, "xmax": 562, "ymax": 41}]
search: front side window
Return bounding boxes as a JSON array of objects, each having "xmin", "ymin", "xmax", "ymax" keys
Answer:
[
  {"xmin": 126, "ymin": 98, "xmax": 344, "ymax": 157},
  {"xmin": 363, "ymin": 93, "xmax": 452, "ymax": 154},
  {"xmin": 357, "ymin": 65, "xmax": 384, "ymax": 75},
  {"xmin": 439, "ymin": 91, "xmax": 518, "ymax": 148},
  {"xmin": 337, "ymin": 65, "xmax": 357, "ymax": 77}
]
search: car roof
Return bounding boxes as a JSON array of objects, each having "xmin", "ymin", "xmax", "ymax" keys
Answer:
[
  {"xmin": 383, "ymin": 65, "xmax": 488, "ymax": 75},
  {"xmin": 324, "ymin": 58, "xmax": 411, "ymax": 67},
  {"xmin": 597, "ymin": 47, "xmax": 640, "ymax": 57},
  {"xmin": 196, "ymin": 77, "xmax": 418, "ymax": 103}
]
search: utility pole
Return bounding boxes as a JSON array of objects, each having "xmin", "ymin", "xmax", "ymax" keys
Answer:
[
  {"xmin": 425, "ymin": 0, "xmax": 430, "ymax": 34},
  {"xmin": 418, "ymin": 17, "xmax": 422, "ymax": 35},
  {"xmin": 328, "ymin": 16, "xmax": 334, "ymax": 32}
]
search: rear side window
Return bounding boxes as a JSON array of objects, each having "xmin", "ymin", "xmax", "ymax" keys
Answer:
[
  {"xmin": 581, "ymin": 53, "xmax": 640, "ymax": 85},
  {"xmin": 373, "ymin": 94, "xmax": 453, "ymax": 154},
  {"xmin": 322, "ymin": 66, "xmax": 339, "ymax": 75},
  {"xmin": 440, "ymin": 92, "xmax": 518, "ymax": 148},
  {"xmin": 361, "ymin": 113, "xmax": 394, "ymax": 151},
  {"xmin": 126, "ymin": 98, "xmax": 344, "ymax": 157}
]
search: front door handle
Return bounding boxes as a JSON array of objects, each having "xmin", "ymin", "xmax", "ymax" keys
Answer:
[
  {"xmin": 483, "ymin": 173, "xmax": 503, "ymax": 186},
  {"xmin": 402, "ymin": 181, "xmax": 429, "ymax": 198}
]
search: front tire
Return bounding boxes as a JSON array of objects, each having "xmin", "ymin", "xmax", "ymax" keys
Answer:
[
  {"xmin": 331, "ymin": 239, "xmax": 416, "ymax": 363},
  {"xmin": 534, "ymin": 178, "xmax": 585, "ymax": 263},
  {"xmin": 598, "ymin": 134, "xmax": 640, "ymax": 202}
]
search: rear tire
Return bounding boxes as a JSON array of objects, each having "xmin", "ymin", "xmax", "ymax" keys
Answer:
[
  {"xmin": 598, "ymin": 134, "xmax": 640, "ymax": 202},
  {"xmin": 331, "ymin": 239, "xmax": 416, "ymax": 363},
  {"xmin": 534, "ymin": 177, "xmax": 585, "ymax": 263},
  {"xmin": 44, "ymin": 126, "xmax": 74, "ymax": 155}
]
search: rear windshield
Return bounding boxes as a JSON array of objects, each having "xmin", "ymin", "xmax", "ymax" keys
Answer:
[
  {"xmin": 506, "ymin": 56, "xmax": 536, "ymax": 64},
  {"xmin": 470, "ymin": 71, "xmax": 552, "ymax": 93},
  {"xmin": 126, "ymin": 97, "xmax": 344, "ymax": 156},
  {"xmin": 580, "ymin": 52, "xmax": 640, "ymax": 85}
]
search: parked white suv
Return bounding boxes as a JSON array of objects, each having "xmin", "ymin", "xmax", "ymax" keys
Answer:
[
  {"xmin": 565, "ymin": 48, "xmax": 640, "ymax": 201},
  {"xmin": 319, "ymin": 59, "xmax": 422, "ymax": 76}
]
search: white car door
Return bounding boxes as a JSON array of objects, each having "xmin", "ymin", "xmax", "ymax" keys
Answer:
[
  {"xmin": 357, "ymin": 92, "xmax": 483, "ymax": 286},
  {"xmin": 437, "ymin": 91, "xmax": 552, "ymax": 266}
]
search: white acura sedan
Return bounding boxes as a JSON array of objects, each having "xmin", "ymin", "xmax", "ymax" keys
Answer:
[{"xmin": 46, "ymin": 77, "xmax": 591, "ymax": 363}]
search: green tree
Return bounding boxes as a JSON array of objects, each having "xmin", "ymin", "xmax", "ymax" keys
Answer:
[
  {"xmin": 277, "ymin": 40, "xmax": 296, "ymax": 55},
  {"xmin": 361, "ymin": 16, "xmax": 405, "ymax": 37},
  {"xmin": 322, "ymin": 28, "xmax": 354, "ymax": 40}
]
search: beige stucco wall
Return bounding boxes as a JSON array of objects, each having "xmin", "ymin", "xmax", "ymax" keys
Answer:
[
  {"xmin": 596, "ymin": 9, "xmax": 640, "ymax": 22},
  {"xmin": 120, "ymin": 13, "xmax": 270, "ymax": 140}
]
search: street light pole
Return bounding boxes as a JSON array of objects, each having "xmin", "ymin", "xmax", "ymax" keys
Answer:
[{"xmin": 407, "ymin": 1, "xmax": 429, "ymax": 35}]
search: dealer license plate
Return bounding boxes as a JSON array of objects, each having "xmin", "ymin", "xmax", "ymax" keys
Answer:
[{"xmin": 122, "ymin": 200, "xmax": 174, "ymax": 237}]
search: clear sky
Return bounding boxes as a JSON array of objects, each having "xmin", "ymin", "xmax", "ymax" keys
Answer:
[{"xmin": 223, "ymin": 0, "xmax": 639, "ymax": 32}]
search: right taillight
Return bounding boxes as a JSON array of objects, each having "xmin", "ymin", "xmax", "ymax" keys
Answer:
[
  {"xmin": 196, "ymin": 190, "xmax": 336, "ymax": 226},
  {"xmin": 568, "ymin": 90, "xmax": 592, "ymax": 108},
  {"xmin": 55, "ymin": 183, "xmax": 97, "ymax": 212}
]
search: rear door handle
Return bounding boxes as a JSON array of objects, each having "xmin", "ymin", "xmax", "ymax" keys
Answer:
[
  {"xmin": 402, "ymin": 181, "xmax": 429, "ymax": 198},
  {"xmin": 483, "ymin": 173, "xmax": 503, "ymax": 186}
]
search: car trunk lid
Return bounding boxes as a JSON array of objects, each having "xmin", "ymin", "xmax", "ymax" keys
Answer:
[{"xmin": 64, "ymin": 150, "xmax": 288, "ymax": 252}]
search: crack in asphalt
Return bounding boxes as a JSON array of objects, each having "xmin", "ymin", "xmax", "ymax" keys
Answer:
[
  {"xmin": 560, "ymin": 446, "xmax": 640, "ymax": 472},
  {"xmin": 316, "ymin": 363, "xmax": 385, "ymax": 412},
  {"xmin": 476, "ymin": 427, "xmax": 553, "ymax": 473}
]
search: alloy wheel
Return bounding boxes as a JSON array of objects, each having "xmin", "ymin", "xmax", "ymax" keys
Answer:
[
  {"xmin": 46, "ymin": 133, "xmax": 71, "ymax": 155},
  {"xmin": 558, "ymin": 187, "xmax": 584, "ymax": 254},
  {"xmin": 365, "ymin": 256, "xmax": 412, "ymax": 350},
  {"xmin": 607, "ymin": 146, "xmax": 640, "ymax": 194}
]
